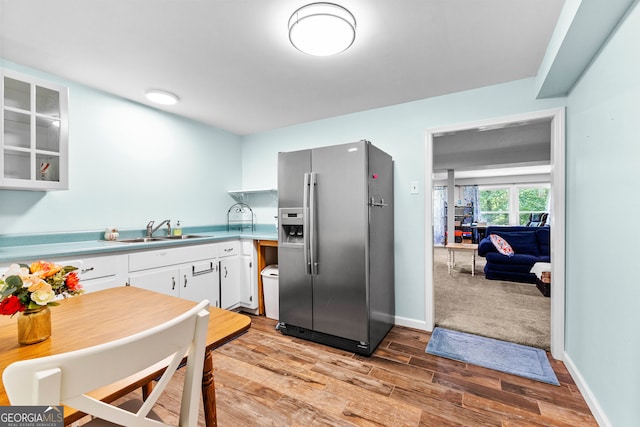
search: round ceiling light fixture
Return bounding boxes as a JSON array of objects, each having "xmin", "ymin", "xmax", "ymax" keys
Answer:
[
  {"xmin": 145, "ymin": 89, "xmax": 179, "ymax": 105},
  {"xmin": 288, "ymin": 3, "xmax": 356, "ymax": 56}
]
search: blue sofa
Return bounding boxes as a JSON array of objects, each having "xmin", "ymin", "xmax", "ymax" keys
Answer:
[{"xmin": 477, "ymin": 226, "xmax": 550, "ymax": 283}]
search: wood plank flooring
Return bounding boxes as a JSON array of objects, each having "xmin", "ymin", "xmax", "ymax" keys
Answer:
[{"xmin": 109, "ymin": 315, "xmax": 598, "ymax": 426}]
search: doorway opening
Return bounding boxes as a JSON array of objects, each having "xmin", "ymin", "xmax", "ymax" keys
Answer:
[{"xmin": 424, "ymin": 108, "xmax": 565, "ymax": 360}]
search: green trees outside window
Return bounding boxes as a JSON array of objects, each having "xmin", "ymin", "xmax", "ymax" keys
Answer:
[
  {"xmin": 479, "ymin": 188, "xmax": 510, "ymax": 225},
  {"xmin": 518, "ymin": 187, "xmax": 550, "ymax": 224},
  {"xmin": 479, "ymin": 185, "xmax": 549, "ymax": 226}
]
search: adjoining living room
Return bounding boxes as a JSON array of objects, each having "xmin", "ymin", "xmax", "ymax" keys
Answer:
[{"xmin": 431, "ymin": 119, "xmax": 552, "ymax": 350}]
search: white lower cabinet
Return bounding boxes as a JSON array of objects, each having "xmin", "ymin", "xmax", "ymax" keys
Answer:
[
  {"xmin": 219, "ymin": 257, "xmax": 239, "ymax": 309},
  {"xmin": 126, "ymin": 241, "xmax": 248, "ymax": 310},
  {"xmin": 218, "ymin": 240, "xmax": 240, "ymax": 310},
  {"xmin": 217, "ymin": 239, "xmax": 257, "ymax": 311},
  {"xmin": 128, "ymin": 243, "xmax": 220, "ymax": 307},
  {"xmin": 214, "ymin": 239, "xmax": 258, "ymax": 311},
  {"xmin": 180, "ymin": 260, "xmax": 219, "ymax": 307},
  {"xmin": 128, "ymin": 266, "xmax": 180, "ymax": 298},
  {"xmin": 1, "ymin": 238, "xmax": 259, "ymax": 312},
  {"xmin": 239, "ymin": 240, "xmax": 257, "ymax": 309},
  {"xmin": 128, "ymin": 259, "xmax": 220, "ymax": 307}
]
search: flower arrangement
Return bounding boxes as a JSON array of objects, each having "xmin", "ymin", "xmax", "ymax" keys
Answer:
[{"xmin": 0, "ymin": 261, "xmax": 83, "ymax": 316}]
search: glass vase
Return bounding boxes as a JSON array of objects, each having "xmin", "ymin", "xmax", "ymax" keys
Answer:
[{"xmin": 17, "ymin": 306, "xmax": 51, "ymax": 345}]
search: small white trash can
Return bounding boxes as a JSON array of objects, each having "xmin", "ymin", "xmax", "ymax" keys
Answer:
[{"xmin": 261, "ymin": 264, "xmax": 279, "ymax": 320}]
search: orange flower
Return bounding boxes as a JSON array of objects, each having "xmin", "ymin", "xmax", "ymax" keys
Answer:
[
  {"xmin": 29, "ymin": 261, "xmax": 63, "ymax": 278},
  {"xmin": 65, "ymin": 272, "xmax": 82, "ymax": 292}
]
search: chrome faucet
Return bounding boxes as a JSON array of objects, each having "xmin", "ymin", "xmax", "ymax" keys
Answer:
[{"xmin": 146, "ymin": 219, "xmax": 171, "ymax": 237}]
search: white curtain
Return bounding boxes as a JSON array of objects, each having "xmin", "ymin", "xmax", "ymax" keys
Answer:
[
  {"xmin": 433, "ymin": 186, "xmax": 447, "ymax": 245},
  {"xmin": 462, "ymin": 185, "xmax": 480, "ymax": 222}
]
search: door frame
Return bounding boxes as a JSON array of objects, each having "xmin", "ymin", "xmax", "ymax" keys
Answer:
[{"xmin": 424, "ymin": 107, "xmax": 565, "ymax": 360}]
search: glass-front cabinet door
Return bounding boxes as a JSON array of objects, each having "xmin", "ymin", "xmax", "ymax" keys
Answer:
[{"xmin": 1, "ymin": 68, "xmax": 69, "ymax": 190}]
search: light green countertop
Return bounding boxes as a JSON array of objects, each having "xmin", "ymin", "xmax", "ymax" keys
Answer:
[{"xmin": 0, "ymin": 226, "xmax": 278, "ymax": 263}]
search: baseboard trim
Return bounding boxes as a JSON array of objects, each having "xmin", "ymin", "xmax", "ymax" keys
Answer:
[
  {"xmin": 394, "ymin": 315, "xmax": 429, "ymax": 331},
  {"xmin": 563, "ymin": 351, "xmax": 610, "ymax": 427}
]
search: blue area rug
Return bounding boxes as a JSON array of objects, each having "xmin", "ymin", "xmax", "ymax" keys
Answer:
[{"xmin": 426, "ymin": 327, "xmax": 559, "ymax": 386}]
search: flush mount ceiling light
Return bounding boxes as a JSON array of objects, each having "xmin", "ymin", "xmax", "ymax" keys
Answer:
[
  {"xmin": 288, "ymin": 2, "xmax": 356, "ymax": 56},
  {"xmin": 145, "ymin": 89, "xmax": 179, "ymax": 105}
]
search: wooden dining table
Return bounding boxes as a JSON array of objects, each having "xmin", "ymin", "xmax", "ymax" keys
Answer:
[{"xmin": 0, "ymin": 286, "xmax": 251, "ymax": 426}]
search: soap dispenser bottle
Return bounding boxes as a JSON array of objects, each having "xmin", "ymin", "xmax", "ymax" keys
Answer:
[{"xmin": 173, "ymin": 220, "xmax": 182, "ymax": 236}]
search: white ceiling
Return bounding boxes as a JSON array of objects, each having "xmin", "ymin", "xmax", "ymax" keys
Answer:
[
  {"xmin": 433, "ymin": 119, "xmax": 552, "ymax": 172},
  {"xmin": 0, "ymin": 0, "xmax": 565, "ymax": 135}
]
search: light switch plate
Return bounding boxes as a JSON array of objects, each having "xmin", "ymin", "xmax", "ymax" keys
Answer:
[{"xmin": 410, "ymin": 181, "xmax": 419, "ymax": 194}]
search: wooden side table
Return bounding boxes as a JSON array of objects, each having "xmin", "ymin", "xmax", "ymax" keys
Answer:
[
  {"xmin": 445, "ymin": 243, "xmax": 479, "ymax": 276},
  {"xmin": 537, "ymin": 271, "xmax": 551, "ymax": 297},
  {"xmin": 530, "ymin": 262, "xmax": 551, "ymax": 297}
]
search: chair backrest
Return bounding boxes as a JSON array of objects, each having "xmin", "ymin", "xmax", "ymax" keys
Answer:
[
  {"xmin": 540, "ymin": 212, "xmax": 549, "ymax": 226},
  {"xmin": 526, "ymin": 212, "xmax": 548, "ymax": 227},
  {"xmin": 3, "ymin": 300, "xmax": 210, "ymax": 427}
]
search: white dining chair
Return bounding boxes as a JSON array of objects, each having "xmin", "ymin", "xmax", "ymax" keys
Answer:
[{"xmin": 3, "ymin": 300, "xmax": 210, "ymax": 427}]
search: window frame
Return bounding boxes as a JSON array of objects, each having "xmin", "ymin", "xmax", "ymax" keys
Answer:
[
  {"xmin": 478, "ymin": 186, "xmax": 511, "ymax": 225},
  {"xmin": 517, "ymin": 185, "xmax": 551, "ymax": 225},
  {"xmin": 479, "ymin": 183, "xmax": 550, "ymax": 226}
]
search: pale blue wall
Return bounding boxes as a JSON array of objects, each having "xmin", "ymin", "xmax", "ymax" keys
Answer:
[
  {"xmin": 0, "ymin": 61, "xmax": 242, "ymax": 234},
  {"xmin": 242, "ymin": 77, "xmax": 565, "ymax": 323},
  {"xmin": 565, "ymin": 4, "xmax": 640, "ymax": 426},
  {"xmin": 5, "ymin": 8, "xmax": 637, "ymax": 422}
]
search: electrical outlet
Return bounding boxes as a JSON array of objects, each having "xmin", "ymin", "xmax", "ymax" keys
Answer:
[{"xmin": 410, "ymin": 181, "xmax": 419, "ymax": 194}]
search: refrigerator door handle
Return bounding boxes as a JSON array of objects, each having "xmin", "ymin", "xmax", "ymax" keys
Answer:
[
  {"xmin": 369, "ymin": 197, "xmax": 389, "ymax": 207},
  {"xmin": 303, "ymin": 173, "xmax": 312, "ymax": 275},
  {"xmin": 309, "ymin": 172, "xmax": 318, "ymax": 275}
]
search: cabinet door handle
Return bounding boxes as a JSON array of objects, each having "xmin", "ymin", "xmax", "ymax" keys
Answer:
[
  {"xmin": 184, "ymin": 274, "xmax": 188, "ymax": 288},
  {"xmin": 192, "ymin": 262, "xmax": 215, "ymax": 276},
  {"xmin": 172, "ymin": 277, "xmax": 176, "ymax": 290},
  {"xmin": 224, "ymin": 266, "xmax": 228, "ymax": 278}
]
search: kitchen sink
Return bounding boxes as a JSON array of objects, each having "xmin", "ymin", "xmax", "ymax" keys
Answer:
[
  {"xmin": 111, "ymin": 235, "xmax": 208, "ymax": 243},
  {"xmin": 113, "ymin": 237, "xmax": 166, "ymax": 243},
  {"xmin": 159, "ymin": 234, "xmax": 208, "ymax": 240}
]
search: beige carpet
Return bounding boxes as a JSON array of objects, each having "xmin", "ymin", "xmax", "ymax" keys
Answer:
[{"xmin": 433, "ymin": 246, "xmax": 551, "ymax": 350}]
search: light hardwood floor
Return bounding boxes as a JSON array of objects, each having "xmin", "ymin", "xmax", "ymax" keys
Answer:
[{"xmin": 113, "ymin": 315, "xmax": 597, "ymax": 426}]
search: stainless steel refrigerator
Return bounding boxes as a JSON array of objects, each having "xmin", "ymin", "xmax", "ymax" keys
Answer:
[{"xmin": 277, "ymin": 140, "xmax": 394, "ymax": 356}]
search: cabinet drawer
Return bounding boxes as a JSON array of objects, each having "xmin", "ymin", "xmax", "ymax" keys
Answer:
[
  {"xmin": 78, "ymin": 256, "xmax": 119, "ymax": 280},
  {"xmin": 129, "ymin": 244, "xmax": 218, "ymax": 272},
  {"xmin": 218, "ymin": 241, "xmax": 239, "ymax": 258}
]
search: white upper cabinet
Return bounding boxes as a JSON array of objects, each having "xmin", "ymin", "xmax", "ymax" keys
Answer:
[{"xmin": 1, "ymin": 68, "xmax": 69, "ymax": 190}]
